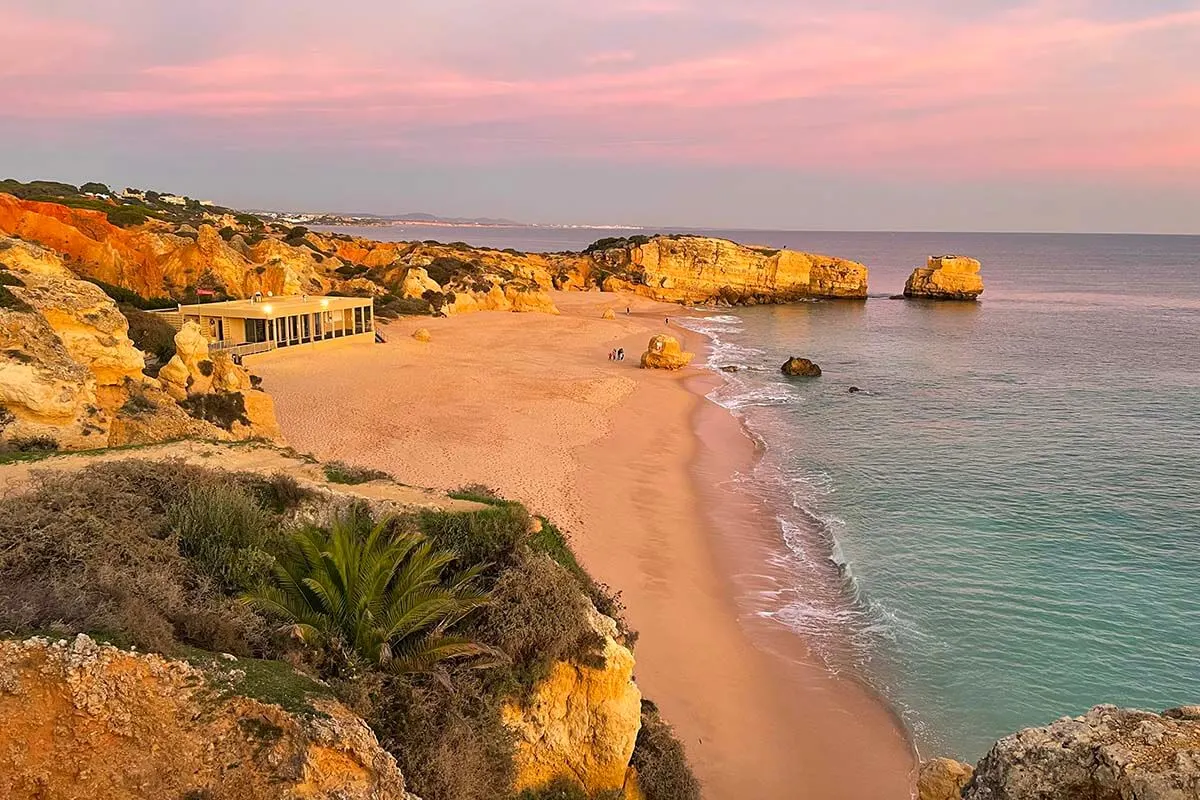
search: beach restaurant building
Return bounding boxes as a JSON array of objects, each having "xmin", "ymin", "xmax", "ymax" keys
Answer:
[{"xmin": 173, "ymin": 294, "xmax": 376, "ymax": 357}]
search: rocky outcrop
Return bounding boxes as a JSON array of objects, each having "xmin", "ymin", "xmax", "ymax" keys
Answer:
[
  {"xmin": 904, "ymin": 255, "xmax": 984, "ymax": 300},
  {"xmin": 502, "ymin": 607, "xmax": 643, "ymax": 798},
  {"xmin": 781, "ymin": 356, "xmax": 822, "ymax": 377},
  {"xmin": 400, "ymin": 266, "xmax": 441, "ymax": 300},
  {"xmin": 592, "ymin": 235, "xmax": 869, "ymax": 304},
  {"xmin": 963, "ymin": 705, "xmax": 1200, "ymax": 799},
  {"xmin": 157, "ymin": 321, "xmax": 281, "ymax": 440},
  {"xmin": 0, "ymin": 634, "xmax": 418, "ymax": 800},
  {"xmin": 640, "ymin": 335, "xmax": 694, "ymax": 370},
  {"xmin": 0, "ymin": 237, "xmax": 279, "ymax": 451},
  {"xmin": 919, "ymin": 758, "xmax": 974, "ymax": 800},
  {"xmin": 411, "ymin": 328, "xmax": 432, "ymax": 342},
  {"xmin": 602, "ymin": 308, "xmax": 616, "ymax": 320}
]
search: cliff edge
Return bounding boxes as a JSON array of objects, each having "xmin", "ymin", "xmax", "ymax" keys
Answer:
[{"xmin": 592, "ymin": 235, "xmax": 869, "ymax": 304}]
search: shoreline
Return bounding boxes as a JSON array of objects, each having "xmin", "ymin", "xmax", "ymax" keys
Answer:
[{"xmin": 251, "ymin": 292, "xmax": 915, "ymax": 798}]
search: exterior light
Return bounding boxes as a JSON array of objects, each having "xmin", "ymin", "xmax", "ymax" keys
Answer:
[
  {"xmin": 263, "ymin": 304, "xmax": 273, "ymax": 315},
  {"xmin": 320, "ymin": 299, "xmax": 329, "ymax": 308}
]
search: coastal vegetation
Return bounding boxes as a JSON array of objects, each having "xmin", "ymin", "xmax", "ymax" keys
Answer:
[{"xmin": 0, "ymin": 457, "xmax": 697, "ymax": 800}]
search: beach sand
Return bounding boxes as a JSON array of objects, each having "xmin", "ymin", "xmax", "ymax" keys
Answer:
[{"xmin": 252, "ymin": 291, "xmax": 916, "ymax": 799}]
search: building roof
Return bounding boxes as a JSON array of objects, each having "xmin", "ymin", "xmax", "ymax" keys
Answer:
[{"xmin": 178, "ymin": 295, "xmax": 372, "ymax": 319}]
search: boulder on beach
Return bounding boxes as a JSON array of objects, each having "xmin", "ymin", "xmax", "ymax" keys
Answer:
[
  {"xmin": 601, "ymin": 308, "xmax": 616, "ymax": 320},
  {"xmin": 781, "ymin": 357, "xmax": 822, "ymax": 377},
  {"xmin": 640, "ymin": 335, "xmax": 694, "ymax": 370},
  {"xmin": 904, "ymin": 255, "xmax": 984, "ymax": 300},
  {"xmin": 918, "ymin": 758, "xmax": 974, "ymax": 800},
  {"xmin": 411, "ymin": 328, "xmax": 432, "ymax": 342}
]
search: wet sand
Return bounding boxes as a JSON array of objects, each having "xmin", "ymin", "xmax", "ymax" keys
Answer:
[{"xmin": 252, "ymin": 291, "xmax": 916, "ymax": 799}]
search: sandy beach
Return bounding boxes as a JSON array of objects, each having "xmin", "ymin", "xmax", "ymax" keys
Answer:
[{"xmin": 253, "ymin": 291, "xmax": 916, "ymax": 799}]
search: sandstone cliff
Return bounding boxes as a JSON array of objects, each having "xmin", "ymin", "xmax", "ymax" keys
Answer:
[
  {"xmin": 904, "ymin": 255, "xmax": 984, "ymax": 300},
  {"xmin": 592, "ymin": 235, "xmax": 869, "ymax": 304},
  {"xmin": 0, "ymin": 634, "xmax": 418, "ymax": 800},
  {"xmin": 0, "ymin": 237, "xmax": 279, "ymax": 451},
  {"xmin": 503, "ymin": 606, "xmax": 643, "ymax": 798}
]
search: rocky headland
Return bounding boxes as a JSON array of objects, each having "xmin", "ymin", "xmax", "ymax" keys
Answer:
[{"xmin": 904, "ymin": 255, "xmax": 985, "ymax": 300}]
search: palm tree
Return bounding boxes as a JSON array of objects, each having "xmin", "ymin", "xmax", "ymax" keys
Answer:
[{"xmin": 246, "ymin": 511, "xmax": 491, "ymax": 675}]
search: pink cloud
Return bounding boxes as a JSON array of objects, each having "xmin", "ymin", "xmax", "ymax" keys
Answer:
[{"xmin": 2, "ymin": 0, "xmax": 1198, "ymax": 180}]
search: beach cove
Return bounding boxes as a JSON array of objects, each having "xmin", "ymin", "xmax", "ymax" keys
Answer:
[{"xmin": 253, "ymin": 291, "xmax": 917, "ymax": 799}]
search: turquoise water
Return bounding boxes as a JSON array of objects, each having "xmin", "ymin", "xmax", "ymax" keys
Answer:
[
  {"xmin": 678, "ymin": 232, "xmax": 1200, "ymax": 760},
  {"xmin": 327, "ymin": 223, "xmax": 1200, "ymax": 760}
]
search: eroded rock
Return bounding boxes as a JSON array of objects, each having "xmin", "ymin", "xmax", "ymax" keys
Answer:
[
  {"xmin": 640, "ymin": 335, "xmax": 694, "ymax": 370},
  {"xmin": 919, "ymin": 758, "xmax": 974, "ymax": 800},
  {"xmin": 964, "ymin": 705, "xmax": 1200, "ymax": 800},
  {"xmin": 904, "ymin": 255, "xmax": 984, "ymax": 300},
  {"xmin": 0, "ymin": 635, "xmax": 419, "ymax": 800},
  {"xmin": 781, "ymin": 357, "xmax": 822, "ymax": 377},
  {"xmin": 502, "ymin": 607, "xmax": 642, "ymax": 797}
]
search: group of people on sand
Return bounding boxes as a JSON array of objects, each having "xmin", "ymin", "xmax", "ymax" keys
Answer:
[{"xmin": 609, "ymin": 347, "xmax": 626, "ymax": 361}]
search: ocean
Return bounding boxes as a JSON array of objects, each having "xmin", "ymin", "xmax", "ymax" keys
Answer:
[{"xmin": 323, "ymin": 224, "xmax": 1200, "ymax": 761}]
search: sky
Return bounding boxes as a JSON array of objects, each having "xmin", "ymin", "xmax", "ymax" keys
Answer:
[{"xmin": 2, "ymin": 0, "xmax": 1199, "ymax": 232}]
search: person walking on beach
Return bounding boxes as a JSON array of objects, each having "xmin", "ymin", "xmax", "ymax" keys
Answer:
[
  {"xmin": 665, "ymin": 317, "xmax": 670, "ymax": 326},
  {"xmin": 626, "ymin": 307, "xmax": 630, "ymax": 315},
  {"xmin": 617, "ymin": 347, "xmax": 625, "ymax": 361},
  {"xmin": 608, "ymin": 349, "xmax": 615, "ymax": 361}
]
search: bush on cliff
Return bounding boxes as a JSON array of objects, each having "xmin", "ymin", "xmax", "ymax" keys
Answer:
[
  {"xmin": 169, "ymin": 483, "xmax": 279, "ymax": 594},
  {"xmin": 246, "ymin": 510, "xmax": 492, "ymax": 678},
  {"xmin": 631, "ymin": 701, "xmax": 702, "ymax": 800},
  {"xmin": 0, "ymin": 461, "xmax": 277, "ymax": 655},
  {"xmin": 122, "ymin": 307, "xmax": 178, "ymax": 366}
]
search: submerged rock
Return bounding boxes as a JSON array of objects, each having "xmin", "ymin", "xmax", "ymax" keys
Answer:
[
  {"xmin": 904, "ymin": 255, "xmax": 984, "ymax": 300},
  {"xmin": 640, "ymin": 335, "xmax": 694, "ymax": 370},
  {"xmin": 848, "ymin": 386, "xmax": 861, "ymax": 393},
  {"xmin": 964, "ymin": 705, "xmax": 1200, "ymax": 799},
  {"xmin": 781, "ymin": 357, "xmax": 822, "ymax": 377},
  {"xmin": 719, "ymin": 365, "xmax": 740, "ymax": 373}
]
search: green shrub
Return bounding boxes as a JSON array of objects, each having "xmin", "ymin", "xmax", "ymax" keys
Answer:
[
  {"xmin": 122, "ymin": 307, "xmax": 177, "ymax": 364},
  {"xmin": 0, "ymin": 461, "xmax": 270, "ymax": 655},
  {"xmin": 417, "ymin": 503, "xmax": 532, "ymax": 573},
  {"xmin": 180, "ymin": 391, "xmax": 251, "ymax": 431},
  {"xmin": 0, "ymin": 435, "xmax": 58, "ymax": 454},
  {"xmin": 0, "ymin": 284, "xmax": 33, "ymax": 312},
  {"xmin": 89, "ymin": 278, "xmax": 173, "ymax": 310},
  {"xmin": 247, "ymin": 511, "xmax": 490, "ymax": 677},
  {"xmin": 369, "ymin": 672, "xmax": 516, "ymax": 800},
  {"xmin": 474, "ymin": 554, "xmax": 605, "ymax": 689},
  {"xmin": 630, "ymin": 701, "xmax": 701, "ymax": 800},
  {"xmin": 322, "ymin": 460, "xmax": 391, "ymax": 484},
  {"xmin": 80, "ymin": 182, "xmax": 111, "ymax": 195},
  {"xmin": 235, "ymin": 213, "xmax": 264, "ymax": 230},
  {"xmin": 532, "ymin": 518, "xmax": 634, "ymax": 643},
  {"xmin": 107, "ymin": 206, "xmax": 148, "ymax": 227},
  {"xmin": 169, "ymin": 483, "xmax": 279, "ymax": 593},
  {"xmin": 218, "ymin": 226, "xmax": 236, "ymax": 241}
]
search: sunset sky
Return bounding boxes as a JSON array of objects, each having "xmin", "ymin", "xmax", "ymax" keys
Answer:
[{"xmin": 3, "ymin": 0, "xmax": 1199, "ymax": 232}]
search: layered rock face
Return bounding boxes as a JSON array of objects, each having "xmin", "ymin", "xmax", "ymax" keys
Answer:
[
  {"xmin": 963, "ymin": 705, "xmax": 1200, "ymax": 799},
  {"xmin": 0, "ymin": 237, "xmax": 279, "ymax": 451},
  {"xmin": 904, "ymin": 255, "xmax": 984, "ymax": 300},
  {"xmin": 502, "ymin": 607, "xmax": 643, "ymax": 798},
  {"xmin": 781, "ymin": 356, "xmax": 822, "ymax": 377},
  {"xmin": 0, "ymin": 635, "xmax": 418, "ymax": 800},
  {"xmin": 640, "ymin": 335, "xmax": 695, "ymax": 370},
  {"xmin": 593, "ymin": 235, "xmax": 869, "ymax": 303}
]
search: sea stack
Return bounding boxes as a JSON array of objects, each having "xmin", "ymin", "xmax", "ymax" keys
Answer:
[
  {"xmin": 781, "ymin": 357, "xmax": 822, "ymax": 377},
  {"xmin": 640, "ymin": 335, "xmax": 694, "ymax": 370},
  {"xmin": 903, "ymin": 255, "xmax": 984, "ymax": 300}
]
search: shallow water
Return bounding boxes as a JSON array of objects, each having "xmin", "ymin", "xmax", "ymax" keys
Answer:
[{"xmin": 327, "ymin": 223, "xmax": 1200, "ymax": 760}]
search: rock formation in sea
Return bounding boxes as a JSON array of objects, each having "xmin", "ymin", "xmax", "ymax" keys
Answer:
[
  {"xmin": 640, "ymin": 335, "xmax": 695, "ymax": 370},
  {"xmin": 0, "ymin": 236, "xmax": 279, "ymax": 451},
  {"xmin": 904, "ymin": 255, "xmax": 985, "ymax": 300},
  {"xmin": 781, "ymin": 356, "xmax": 822, "ymax": 377},
  {"xmin": 0, "ymin": 634, "xmax": 419, "ymax": 800},
  {"xmin": 591, "ymin": 235, "xmax": 869, "ymax": 304},
  {"xmin": 920, "ymin": 705, "xmax": 1200, "ymax": 800}
]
